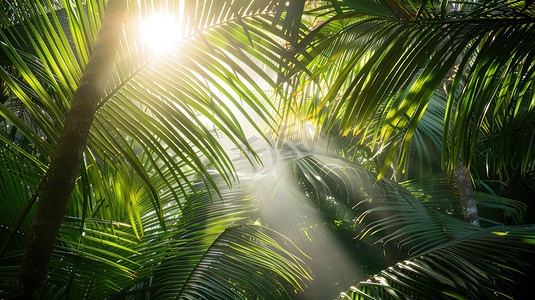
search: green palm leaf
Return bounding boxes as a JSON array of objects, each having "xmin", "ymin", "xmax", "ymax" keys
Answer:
[
  {"xmin": 339, "ymin": 226, "xmax": 535, "ymax": 300},
  {"xmin": 2, "ymin": 153, "xmax": 311, "ymax": 299},
  {"xmin": 286, "ymin": 0, "xmax": 535, "ymax": 178},
  {"xmin": 1, "ymin": 1, "xmax": 314, "ymax": 298},
  {"xmin": 0, "ymin": 0, "xmax": 301, "ymax": 231}
]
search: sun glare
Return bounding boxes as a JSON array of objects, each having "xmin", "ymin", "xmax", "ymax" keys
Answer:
[{"xmin": 140, "ymin": 13, "xmax": 180, "ymax": 54}]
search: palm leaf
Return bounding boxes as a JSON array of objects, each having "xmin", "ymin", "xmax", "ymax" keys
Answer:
[
  {"xmin": 0, "ymin": 0, "xmax": 303, "ymax": 231},
  {"xmin": 339, "ymin": 226, "xmax": 535, "ymax": 300},
  {"xmin": 1, "ymin": 157, "xmax": 311, "ymax": 299},
  {"xmin": 285, "ymin": 0, "xmax": 535, "ymax": 178},
  {"xmin": 0, "ymin": 138, "xmax": 45, "ymax": 259}
]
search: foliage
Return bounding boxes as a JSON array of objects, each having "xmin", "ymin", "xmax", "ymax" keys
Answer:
[
  {"xmin": 0, "ymin": 0, "xmax": 312, "ymax": 298},
  {"xmin": 339, "ymin": 227, "xmax": 535, "ymax": 300},
  {"xmin": 272, "ymin": 139, "xmax": 534, "ymax": 299},
  {"xmin": 285, "ymin": 0, "xmax": 535, "ymax": 179},
  {"xmin": 2, "ymin": 0, "xmax": 535, "ymax": 299},
  {"xmin": 0, "ymin": 142, "xmax": 312, "ymax": 299}
]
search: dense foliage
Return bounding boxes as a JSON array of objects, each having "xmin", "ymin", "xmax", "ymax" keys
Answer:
[{"xmin": 1, "ymin": 0, "xmax": 535, "ymax": 299}]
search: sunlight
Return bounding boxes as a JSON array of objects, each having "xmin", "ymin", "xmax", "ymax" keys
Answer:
[{"xmin": 140, "ymin": 13, "xmax": 181, "ymax": 54}]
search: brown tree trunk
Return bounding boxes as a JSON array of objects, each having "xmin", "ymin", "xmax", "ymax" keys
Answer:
[
  {"xmin": 11, "ymin": 1, "xmax": 126, "ymax": 299},
  {"xmin": 455, "ymin": 161, "xmax": 480, "ymax": 226}
]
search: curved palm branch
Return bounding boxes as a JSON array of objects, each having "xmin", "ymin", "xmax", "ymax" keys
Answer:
[
  {"xmin": 1, "ymin": 152, "xmax": 311, "ymax": 299},
  {"xmin": 0, "ymin": 0, "xmax": 301, "ymax": 228},
  {"xmin": 347, "ymin": 164, "xmax": 525, "ymax": 257},
  {"xmin": 1, "ymin": 0, "xmax": 314, "ymax": 298},
  {"xmin": 339, "ymin": 226, "xmax": 535, "ymax": 300},
  {"xmin": 269, "ymin": 137, "xmax": 532, "ymax": 298},
  {"xmin": 286, "ymin": 0, "xmax": 535, "ymax": 178}
]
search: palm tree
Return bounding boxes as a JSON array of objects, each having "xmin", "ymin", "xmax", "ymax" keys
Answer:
[
  {"xmin": 10, "ymin": 1, "xmax": 128, "ymax": 297},
  {"xmin": 3, "ymin": 0, "xmax": 535, "ymax": 299},
  {"xmin": 281, "ymin": 0, "xmax": 535, "ymax": 225},
  {"xmin": 0, "ymin": 0, "xmax": 310, "ymax": 298}
]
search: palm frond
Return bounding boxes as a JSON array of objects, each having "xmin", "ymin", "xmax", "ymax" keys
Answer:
[
  {"xmin": 0, "ymin": 136, "xmax": 45, "ymax": 258},
  {"xmin": 1, "ymin": 161, "xmax": 311, "ymax": 299},
  {"xmin": 0, "ymin": 0, "xmax": 303, "ymax": 231},
  {"xmin": 339, "ymin": 226, "xmax": 535, "ymax": 300},
  {"xmin": 286, "ymin": 0, "xmax": 535, "ymax": 178}
]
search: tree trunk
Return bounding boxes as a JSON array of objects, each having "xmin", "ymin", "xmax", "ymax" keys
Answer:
[
  {"xmin": 444, "ymin": 54, "xmax": 479, "ymax": 227},
  {"xmin": 454, "ymin": 161, "xmax": 480, "ymax": 226},
  {"xmin": 11, "ymin": 1, "xmax": 126, "ymax": 299}
]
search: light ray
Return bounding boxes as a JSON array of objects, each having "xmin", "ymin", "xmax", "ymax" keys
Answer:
[{"xmin": 140, "ymin": 12, "xmax": 181, "ymax": 54}]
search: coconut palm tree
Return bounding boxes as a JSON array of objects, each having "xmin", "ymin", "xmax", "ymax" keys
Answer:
[{"xmin": 0, "ymin": 0, "xmax": 311, "ymax": 298}]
